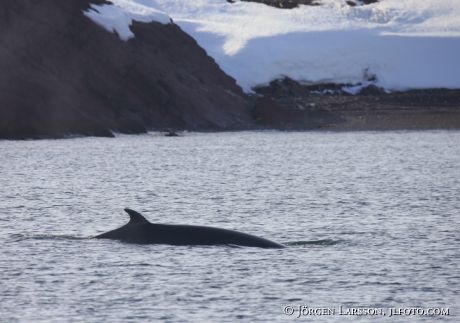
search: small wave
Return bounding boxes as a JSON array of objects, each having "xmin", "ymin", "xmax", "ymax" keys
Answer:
[
  {"xmin": 285, "ymin": 239, "xmax": 340, "ymax": 247},
  {"xmin": 8, "ymin": 233, "xmax": 85, "ymax": 242}
]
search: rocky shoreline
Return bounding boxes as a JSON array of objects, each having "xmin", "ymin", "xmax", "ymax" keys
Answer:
[
  {"xmin": 252, "ymin": 78, "xmax": 460, "ymax": 131},
  {"xmin": 0, "ymin": 0, "xmax": 458, "ymax": 140}
]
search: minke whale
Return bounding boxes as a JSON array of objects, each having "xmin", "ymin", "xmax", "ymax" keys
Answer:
[{"xmin": 94, "ymin": 208, "xmax": 284, "ymax": 248}]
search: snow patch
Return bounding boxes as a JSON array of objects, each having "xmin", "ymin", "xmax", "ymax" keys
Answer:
[
  {"xmin": 83, "ymin": 0, "xmax": 170, "ymax": 41},
  {"xmin": 86, "ymin": 0, "xmax": 460, "ymax": 91}
]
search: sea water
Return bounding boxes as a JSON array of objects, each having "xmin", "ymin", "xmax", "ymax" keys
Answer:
[{"xmin": 0, "ymin": 131, "xmax": 459, "ymax": 322}]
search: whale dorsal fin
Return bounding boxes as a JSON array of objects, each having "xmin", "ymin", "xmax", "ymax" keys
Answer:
[{"xmin": 124, "ymin": 208, "xmax": 150, "ymax": 224}]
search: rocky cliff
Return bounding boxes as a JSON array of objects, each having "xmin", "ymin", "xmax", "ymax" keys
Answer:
[{"xmin": 0, "ymin": 0, "xmax": 253, "ymax": 139}]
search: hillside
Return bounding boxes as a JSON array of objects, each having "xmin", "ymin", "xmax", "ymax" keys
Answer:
[
  {"xmin": 152, "ymin": 0, "xmax": 460, "ymax": 92},
  {"xmin": 0, "ymin": 0, "xmax": 253, "ymax": 139},
  {"xmin": 1, "ymin": 0, "xmax": 459, "ymax": 138}
]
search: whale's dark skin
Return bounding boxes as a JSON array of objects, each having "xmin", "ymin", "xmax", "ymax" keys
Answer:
[{"xmin": 94, "ymin": 208, "xmax": 285, "ymax": 248}]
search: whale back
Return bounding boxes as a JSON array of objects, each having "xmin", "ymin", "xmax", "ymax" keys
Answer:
[{"xmin": 94, "ymin": 208, "xmax": 284, "ymax": 248}]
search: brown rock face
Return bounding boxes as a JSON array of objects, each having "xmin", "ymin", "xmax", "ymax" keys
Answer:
[
  {"xmin": 0, "ymin": 0, "xmax": 253, "ymax": 139},
  {"xmin": 239, "ymin": 0, "xmax": 377, "ymax": 9},
  {"xmin": 241, "ymin": 0, "xmax": 320, "ymax": 9}
]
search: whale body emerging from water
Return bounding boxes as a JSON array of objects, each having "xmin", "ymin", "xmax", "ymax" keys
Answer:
[{"xmin": 94, "ymin": 208, "xmax": 285, "ymax": 248}]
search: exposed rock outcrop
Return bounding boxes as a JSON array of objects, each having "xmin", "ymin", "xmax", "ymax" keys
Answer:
[
  {"xmin": 252, "ymin": 77, "xmax": 460, "ymax": 131},
  {"xmin": 254, "ymin": 77, "xmax": 387, "ymax": 97},
  {"xmin": 0, "ymin": 0, "xmax": 253, "ymax": 139},
  {"xmin": 239, "ymin": 0, "xmax": 377, "ymax": 9},
  {"xmin": 241, "ymin": 0, "xmax": 320, "ymax": 9}
]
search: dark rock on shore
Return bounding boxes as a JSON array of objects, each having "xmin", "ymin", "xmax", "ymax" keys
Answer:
[
  {"xmin": 241, "ymin": 0, "xmax": 320, "ymax": 9},
  {"xmin": 164, "ymin": 131, "xmax": 179, "ymax": 137},
  {"xmin": 346, "ymin": 0, "xmax": 378, "ymax": 6},
  {"xmin": 255, "ymin": 78, "xmax": 311, "ymax": 98},
  {"xmin": 253, "ymin": 77, "xmax": 460, "ymax": 131},
  {"xmin": 239, "ymin": 0, "xmax": 377, "ymax": 9},
  {"xmin": 115, "ymin": 117, "xmax": 147, "ymax": 135},
  {"xmin": 0, "ymin": 0, "xmax": 253, "ymax": 139},
  {"xmin": 254, "ymin": 77, "xmax": 387, "ymax": 97},
  {"xmin": 253, "ymin": 96, "xmax": 346, "ymax": 129},
  {"xmin": 358, "ymin": 84, "xmax": 387, "ymax": 96},
  {"xmin": 254, "ymin": 97, "xmax": 293, "ymax": 125}
]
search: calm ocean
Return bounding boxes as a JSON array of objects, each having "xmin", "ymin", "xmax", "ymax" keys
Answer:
[{"xmin": 1, "ymin": 131, "xmax": 459, "ymax": 322}]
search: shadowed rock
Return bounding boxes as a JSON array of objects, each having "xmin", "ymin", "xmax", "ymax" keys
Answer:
[
  {"xmin": 115, "ymin": 117, "xmax": 147, "ymax": 134},
  {"xmin": 0, "ymin": 0, "xmax": 253, "ymax": 139},
  {"xmin": 253, "ymin": 96, "xmax": 345, "ymax": 129},
  {"xmin": 241, "ymin": 0, "xmax": 320, "ymax": 9},
  {"xmin": 238, "ymin": 0, "xmax": 378, "ymax": 9}
]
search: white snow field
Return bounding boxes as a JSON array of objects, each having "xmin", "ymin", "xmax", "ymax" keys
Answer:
[{"xmin": 85, "ymin": 0, "xmax": 460, "ymax": 92}]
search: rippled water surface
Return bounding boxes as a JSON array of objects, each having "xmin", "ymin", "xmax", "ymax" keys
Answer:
[{"xmin": 1, "ymin": 131, "xmax": 459, "ymax": 322}]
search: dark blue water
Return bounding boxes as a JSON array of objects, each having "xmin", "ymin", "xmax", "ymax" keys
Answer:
[{"xmin": 1, "ymin": 131, "xmax": 459, "ymax": 322}]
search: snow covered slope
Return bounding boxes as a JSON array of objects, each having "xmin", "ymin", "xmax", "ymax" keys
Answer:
[
  {"xmin": 84, "ymin": 0, "xmax": 170, "ymax": 41},
  {"xmin": 91, "ymin": 0, "xmax": 460, "ymax": 92}
]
